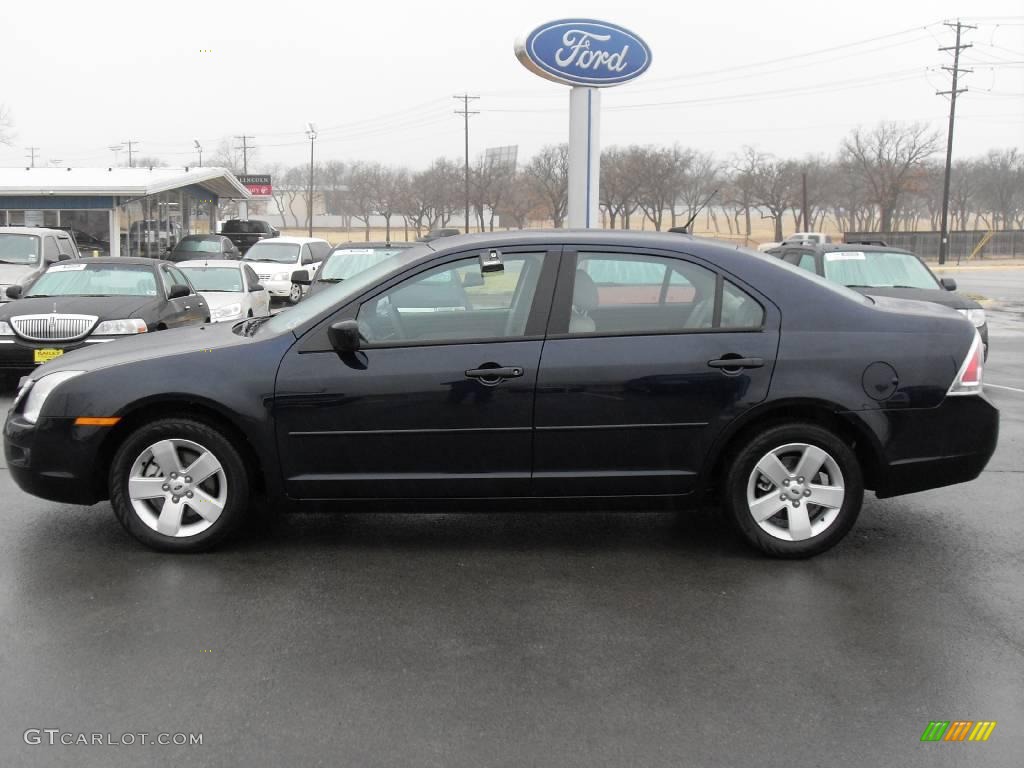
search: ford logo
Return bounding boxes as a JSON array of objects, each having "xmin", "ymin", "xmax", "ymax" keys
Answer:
[{"xmin": 516, "ymin": 18, "xmax": 652, "ymax": 87}]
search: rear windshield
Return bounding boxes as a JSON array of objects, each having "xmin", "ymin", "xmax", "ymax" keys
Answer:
[
  {"xmin": 223, "ymin": 220, "xmax": 270, "ymax": 234},
  {"xmin": 321, "ymin": 248, "xmax": 405, "ymax": 281},
  {"xmin": 176, "ymin": 239, "xmax": 222, "ymax": 253},
  {"xmin": 179, "ymin": 266, "xmax": 243, "ymax": 292},
  {"xmin": 26, "ymin": 263, "xmax": 158, "ymax": 297},
  {"xmin": 243, "ymin": 242, "xmax": 299, "ymax": 264},
  {"xmin": 823, "ymin": 251, "xmax": 939, "ymax": 290},
  {"xmin": 0, "ymin": 233, "xmax": 42, "ymax": 265}
]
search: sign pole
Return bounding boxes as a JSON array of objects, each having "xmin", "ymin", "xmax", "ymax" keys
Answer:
[{"xmin": 567, "ymin": 86, "xmax": 601, "ymax": 229}]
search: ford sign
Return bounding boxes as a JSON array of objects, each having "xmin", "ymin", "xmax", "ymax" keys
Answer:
[{"xmin": 515, "ymin": 19, "xmax": 651, "ymax": 87}]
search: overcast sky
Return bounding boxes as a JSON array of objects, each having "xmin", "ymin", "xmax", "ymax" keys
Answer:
[{"xmin": 1, "ymin": 0, "xmax": 1021, "ymax": 171}]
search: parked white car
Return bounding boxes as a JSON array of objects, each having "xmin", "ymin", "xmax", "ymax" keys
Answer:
[
  {"xmin": 241, "ymin": 236, "xmax": 330, "ymax": 304},
  {"xmin": 177, "ymin": 260, "xmax": 271, "ymax": 323}
]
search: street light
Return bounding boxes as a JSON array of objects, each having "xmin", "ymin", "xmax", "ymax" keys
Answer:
[
  {"xmin": 193, "ymin": 139, "xmax": 202, "ymax": 167},
  {"xmin": 305, "ymin": 123, "xmax": 317, "ymax": 238},
  {"xmin": 108, "ymin": 144, "xmax": 123, "ymax": 166}
]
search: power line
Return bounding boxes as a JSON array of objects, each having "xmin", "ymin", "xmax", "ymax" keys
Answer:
[
  {"xmin": 936, "ymin": 20, "xmax": 976, "ymax": 265},
  {"xmin": 454, "ymin": 94, "xmax": 479, "ymax": 233}
]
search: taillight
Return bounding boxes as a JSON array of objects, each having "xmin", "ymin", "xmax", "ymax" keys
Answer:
[{"xmin": 948, "ymin": 331, "xmax": 984, "ymax": 396}]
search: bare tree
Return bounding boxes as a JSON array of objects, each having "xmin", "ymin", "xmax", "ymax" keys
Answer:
[
  {"xmin": 635, "ymin": 146, "xmax": 684, "ymax": 231},
  {"xmin": 368, "ymin": 165, "xmax": 407, "ymax": 243},
  {"xmin": 749, "ymin": 154, "xmax": 799, "ymax": 242},
  {"xmin": 499, "ymin": 172, "xmax": 541, "ymax": 229},
  {"xmin": 840, "ymin": 122, "xmax": 939, "ymax": 232},
  {"xmin": 673, "ymin": 149, "xmax": 720, "ymax": 230},
  {"xmin": 345, "ymin": 162, "xmax": 378, "ymax": 241},
  {"xmin": 976, "ymin": 148, "xmax": 1024, "ymax": 230},
  {"xmin": 524, "ymin": 144, "xmax": 569, "ymax": 227},
  {"xmin": 0, "ymin": 104, "xmax": 12, "ymax": 146},
  {"xmin": 600, "ymin": 146, "xmax": 643, "ymax": 229},
  {"xmin": 208, "ymin": 138, "xmax": 255, "ymax": 175},
  {"xmin": 133, "ymin": 156, "xmax": 167, "ymax": 168}
]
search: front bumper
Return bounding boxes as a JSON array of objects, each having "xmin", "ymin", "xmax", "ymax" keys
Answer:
[
  {"xmin": 260, "ymin": 279, "xmax": 293, "ymax": 298},
  {"xmin": 871, "ymin": 393, "xmax": 999, "ymax": 498},
  {"xmin": 4, "ymin": 412, "xmax": 107, "ymax": 505}
]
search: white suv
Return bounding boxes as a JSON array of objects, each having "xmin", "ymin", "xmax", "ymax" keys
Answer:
[{"xmin": 241, "ymin": 237, "xmax": 330, "ymax": 304}]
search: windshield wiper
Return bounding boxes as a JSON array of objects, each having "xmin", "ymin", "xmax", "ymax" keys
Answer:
[
  {"xmin": 319, "ymin": 278, "xmax": 344, "ymax": 283},
  {"xmin": 0, "ymin": 259, "xmax": 33, "ymax": 265},
  {"xmin": 239, "ymin": 316, "xmax": 272, "ymax": 337}
]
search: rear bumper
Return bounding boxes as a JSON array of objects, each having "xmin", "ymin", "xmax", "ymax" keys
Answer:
[{"xmin": 870, "ymin": 393, "xmax": 999, "ymax": 498}]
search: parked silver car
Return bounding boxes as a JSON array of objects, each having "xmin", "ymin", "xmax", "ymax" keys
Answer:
[{"xmin": 0, "ymin": 227, "xmax": 80, "ymax": 302}]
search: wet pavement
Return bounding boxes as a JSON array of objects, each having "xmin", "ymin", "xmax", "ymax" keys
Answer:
[{"xmin": 1, "ymin": 271, "xmax": 1022, "ymax": 767}]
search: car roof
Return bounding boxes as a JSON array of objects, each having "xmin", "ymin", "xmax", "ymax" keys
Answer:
[
  {"xmin": 0, "ymin": 226, "xmax": 74, "ymax": 236},
  {"xmin": 330, "ymin": 241, "xmax": 414, "ymax": 250},
  {"xmin": 254, "ymin": 236, "xmax": 329, "ymax": 245},
  {"xmin": 177, "ymin": 259, "xmax": 245, "ymax": 268},
  {"xmin": 178, "ymin": 234, "xmax": 223, "ymax": 240},
  {"xmin": 58, "ymin": 256, "xmax": 159, "ymax": 266},
  {"xmin": 777, "ymin": 242, "xmax": 914, "ymax": 256}
]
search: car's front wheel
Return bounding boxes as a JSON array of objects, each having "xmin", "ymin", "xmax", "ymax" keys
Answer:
[
  {"xmin": 723, "ymin": 423, "xmax": 863, "ymax": 558},
  {"xmin": 109, "ymin": 418, "xmax": 249, "ymax": 552},
  {"xmin": 287, "ymin": 282, "xmax": 303, "ymax": 304}
]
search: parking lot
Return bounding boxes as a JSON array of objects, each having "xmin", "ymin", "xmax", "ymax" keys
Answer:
[{"xmin": 1, "ymin": 267, "xmax": 1021, "ymax": 767}]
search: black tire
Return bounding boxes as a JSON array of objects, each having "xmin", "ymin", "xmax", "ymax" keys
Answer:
[
  {"xmin": 109, "ymin": 418, "xmax": 250, "ymax": 553},
  {"xmin": 723, "ymin": 423, "xmax": 863, "ymax": 558},
  {"xmin": 287, "ymin": 283, "xmax": 303, "ymax": 305}
]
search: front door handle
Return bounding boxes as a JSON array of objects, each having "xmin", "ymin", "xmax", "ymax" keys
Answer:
[
  {"xmin": 707, "ymin": 357, "xmax": 764, "ymax": 370},
  {"xmin": 465, "ymin": 366, "xmax": 524, "ymax": 383}
]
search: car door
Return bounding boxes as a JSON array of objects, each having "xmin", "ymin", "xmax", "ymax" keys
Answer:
[
  {"xmin": 222, "ymin": 237, "xmax": 242, "ymax": 260},
  {"xmin": 273, "ymin": 247, "xmax": 559, "ymax": 500},
  {"xmin": 532, "ymin": 247, "xmax": 780, "ymax": 497},
  {"xmin": 243, "ymin": 264, "xmax": 270, "ymax": 316},
  {"xmin": 159, "ymin": 264, "xmax": 207, "ymax": 326}
]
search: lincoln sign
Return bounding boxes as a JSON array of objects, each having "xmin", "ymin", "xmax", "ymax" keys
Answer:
[
  {"xmin": 238, "ymin": 174, "xmax": 272, "ymax": 197},
  {"xmin": 515, "ymin": 19, "xmax": 651, "ymax": 87}
]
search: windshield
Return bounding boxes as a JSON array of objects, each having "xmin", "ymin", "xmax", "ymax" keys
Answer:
[
  {"xmin": 243, "ymin": 243, "xmax": 299, "ymax": 264},
  {"xmin": 175, "ymin": 239, "xmax": 221, "ymax": 253},
  {"xmin": 179, "ymin": 266, "xmax": 243, "ymax": 292},
  {"xmin": 823, "ymin": 251, "xmax": 939, "ymax": 289},
  {"xmin": 223, "ymin": 220, "xmax": 270, "ymax": 234},
  {"xmin": 256, "ymin": 247, "xmax": 426, "ymax": 335},
  {"xmin": 321, "ymin": 248, "xmax": 404, "ymax": 281},
  {"xmin": 26, "ymin": 263, "xmax": 158, "ymax": 297},
  {"xmin": 0, "ymin": 234, "xmax": 42, "ymax": 265}
]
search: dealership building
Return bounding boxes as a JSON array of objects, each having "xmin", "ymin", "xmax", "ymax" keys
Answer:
[{"xmin": 0, "ymin": 167, "xmax": 251, "ymax": 257}]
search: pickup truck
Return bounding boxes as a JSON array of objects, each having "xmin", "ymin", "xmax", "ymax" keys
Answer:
[{"xmin": 219, "ymin": 219, "xmax": 279, "ymax": 254}]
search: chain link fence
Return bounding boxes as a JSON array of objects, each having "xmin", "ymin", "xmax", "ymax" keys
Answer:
[{"xmin": 844, "ymin": 231, "xmax": 1024, "ymax": 261}]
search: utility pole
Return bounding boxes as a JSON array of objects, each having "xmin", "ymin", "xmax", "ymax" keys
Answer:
[
  {"xmin": 122, "ymin": 140, "xmax": 138, "ymax": 167},
  {"xmin": 25, "ymin": 147, "xmax": 40, "ymax": 167},
  {"xmin": 801, "ymin": 171, "xmax": 809, "ymax": 231},
  {"xmin": 936, "ymin": 20, "xmax": 974, "ymax": 265},
  {"xmin": 453, "ymin": 94, "xmax": 479, "ymax": 234},
  {"xmin": 234, "ymin": 135, "xmax": 254, "ymax": 174},
  {"xmin": 306, "ymin": 124, "xmax": 317, "ymax": 238}
]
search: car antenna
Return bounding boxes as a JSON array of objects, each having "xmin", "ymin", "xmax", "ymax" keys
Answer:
[{"xmin": 670, "ymin": 188, "xmax": 719, "ymax": 235}]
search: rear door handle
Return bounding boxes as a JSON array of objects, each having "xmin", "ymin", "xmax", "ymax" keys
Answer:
[
  {"xmin": 708, "ymin": 357, "xmax": 764, "ymax": 370},
  {"xmin": 465, "ymin": 366, "xmax": 524, "ymax": 382}
]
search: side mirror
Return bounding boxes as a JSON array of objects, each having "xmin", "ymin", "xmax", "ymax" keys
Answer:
[
  {"xmin": 6, "ymin": 285, "xmax": 23, "ymax": 300},
  {"xmin": 251, "ymin": 284, "xmax": 265, "ymax": 292},
  {"xmin": 291, "ymin": 270, "xmax": 311, "ymax": 285},
  {"xmin": 168, "ymin": 284, "xmax": 190, "ymax": 300},
  {"xmin": 58, "ymin": 253, "xmax": 72, "ymax": 261},
  {"xmin": 940, "ymin": 277, "xmax": 957, "ymax": 291},
  {"xmin": 328, "ymin": 319, "xmax": 361, "ymax": 352}
]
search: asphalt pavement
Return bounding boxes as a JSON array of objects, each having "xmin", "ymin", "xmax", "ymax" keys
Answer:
[{"xmin": 1, "ymin": 270, "xmax": 1022, "ymax": 767}]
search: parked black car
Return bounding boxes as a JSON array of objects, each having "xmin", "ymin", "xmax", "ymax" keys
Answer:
[
  {"xmin": 768, "ymin": 242, "xmax": 989, "ymax": 356},
  {"xmin": 164, "ymin": 235, "xmax": 242, "ymax": 263},
  {"xmin": 0, "ymin": 258, "xmax": 209, "ymax": 378},
  {"xmin": 61, "ymin": 228, "xmax": 110, "ymax": 258},
  {"xmin": 298, "ymin": 242, "xmax": 414, "ymax": 295},
  {"xmin": 4, "ymin": 232, "xmax": 996, "ymax": 558},
  {"xmin": 219, "ymin": 219, "xmax": 279, "ymax": 254}
]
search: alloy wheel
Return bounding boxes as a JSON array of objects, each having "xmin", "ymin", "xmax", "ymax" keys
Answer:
[
  {"xmin": 745, "ymin": 442, "xmax": 846, "ymax": 542},
  {"xmin": 127, "ymin": 439, "xmax": 228, "ymax": 538}
]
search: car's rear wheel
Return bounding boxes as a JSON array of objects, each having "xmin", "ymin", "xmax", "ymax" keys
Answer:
[
  {"xmin": 723, "ymin": 423, "xmax": 863, "ymax": 558},
  {"xmin": 109, "ymin": 418, "xmax": 249, "ymax": 552},
  {"xmin": 288, "ymin": 283, "xmax": 302, "ymax": 304}
]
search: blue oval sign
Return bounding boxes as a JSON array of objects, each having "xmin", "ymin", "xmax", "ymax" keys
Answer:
[{"xmin": 515, "ymin": 19, "xmax": 652, "ymax": 87}]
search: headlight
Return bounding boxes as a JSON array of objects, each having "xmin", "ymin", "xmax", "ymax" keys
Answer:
[
  {"xmin": 211, "ymin": 303, "xmax": 242, "ymax": 321},
  {"xmin": 22, "ymin": 370, "xmax": 85, "ymax": 424},
  {"xmin": 0, "ymin": 320, "xmax": 12, "ymax": 336},
  {"xmin": 273, "ymin": 272, "xmax": 290, "ymax": 281},
  {"xmin": 957, "ymin": 308, "xmax": 986, "ymax": 328},
  {"xmin": 93, "ymin": 319, "xmax": 148, "ymax": 335}
]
